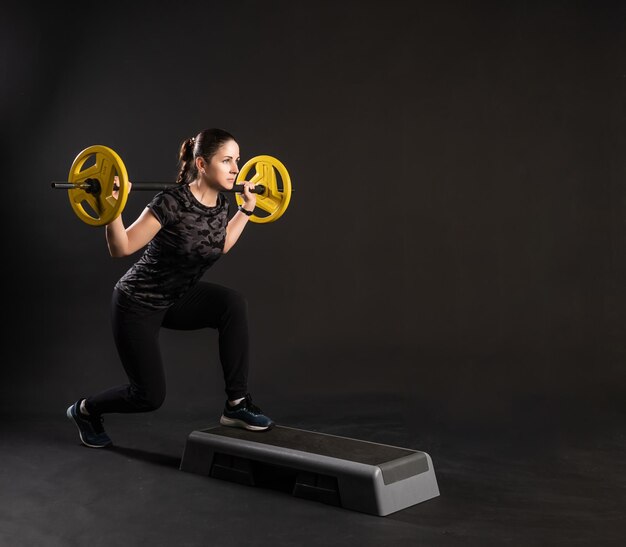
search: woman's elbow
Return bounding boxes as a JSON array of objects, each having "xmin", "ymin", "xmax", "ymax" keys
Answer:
[
  {"xmin": 108, "ymin": 246, "xmax": 129, "ymax": 258},
  {"xmin": 222, "ymin": 238, "xmax": 233, "ymax": 254}
]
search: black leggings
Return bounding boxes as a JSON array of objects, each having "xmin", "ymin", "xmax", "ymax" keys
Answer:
[{"xmin": 85, "ymin": 283, "xmax": 249, "ymax": 415}]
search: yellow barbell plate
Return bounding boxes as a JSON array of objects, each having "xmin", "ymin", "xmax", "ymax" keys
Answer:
[
  {"xmin": 235, "ymin": 155, "xmax": 292, "ymax": 224},
  {"xmin": 67, "ymin": 145, "xmax": 129, "ymax": 227}
]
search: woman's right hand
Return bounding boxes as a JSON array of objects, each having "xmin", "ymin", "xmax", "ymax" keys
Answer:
[{"xmin": 112, "ymin": 175, "xmax": 132, "ymax": 200}]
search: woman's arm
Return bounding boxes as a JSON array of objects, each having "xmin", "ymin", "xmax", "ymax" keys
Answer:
[
  {"xmin": 223, "ymin": 183, "xmax": 256, "ymax": 254},
  {"xmin": 106, "ymin": 207, "xmax": 162, "ymax": 257},
  {"xmin": 105, "ymin": 178, "xmax": 162, "ymax": 257}
]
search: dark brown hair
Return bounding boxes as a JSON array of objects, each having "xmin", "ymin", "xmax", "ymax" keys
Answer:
[{"xmin": 176, "ymin": 128, "xmax": 236, "ymax": 184}]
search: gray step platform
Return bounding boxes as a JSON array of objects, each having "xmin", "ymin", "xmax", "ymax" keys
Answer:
[{"xmin": 180, "ymin": 425, "xmax": 440, "ymax": 516}]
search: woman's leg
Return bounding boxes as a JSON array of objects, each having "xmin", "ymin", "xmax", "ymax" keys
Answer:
[
  {"xmin": 85, "ymin": 288, "xmax": 168, "ymax": 415},
  {"xmin": 162, "ymin": 282, "xmax": 249, "ymax": 401}
]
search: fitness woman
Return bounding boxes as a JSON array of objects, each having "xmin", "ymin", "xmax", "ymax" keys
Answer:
[{"xmin": 66, "ymin": 128, "xmax": 273, "ymax": 448}]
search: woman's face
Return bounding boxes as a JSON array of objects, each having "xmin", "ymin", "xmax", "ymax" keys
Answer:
[{"xmin": 201, "ymin": 139, "xmax": 240, "ymax": 190}]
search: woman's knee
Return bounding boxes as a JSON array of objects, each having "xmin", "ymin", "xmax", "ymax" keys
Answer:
[{"xmin": 222, "ymin": 290, "xmax": 248, "ymax": 319}]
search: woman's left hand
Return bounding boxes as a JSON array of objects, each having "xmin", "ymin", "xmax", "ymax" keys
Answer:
[{"xmin": 241, "ymin": 181, "xmax": 257, "ymax": 211}]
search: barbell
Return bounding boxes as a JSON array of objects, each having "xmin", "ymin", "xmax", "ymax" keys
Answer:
[{"xmin": 51, "ymin": 144, "xmax": 293, "ymax": 226}]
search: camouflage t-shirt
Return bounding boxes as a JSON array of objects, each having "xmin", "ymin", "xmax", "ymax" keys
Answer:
[{"xmin": 115, "ymin": 184, "xmax": 229, "ymax": 309}]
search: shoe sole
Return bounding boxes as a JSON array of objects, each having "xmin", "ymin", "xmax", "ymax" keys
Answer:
[
  {"xmin": 220, "ymin": 415, "xmax": 273, "ymax": 431},
  {"xmin": 66, "ymin": 405, "xmax": 112, "ymax": 448}
]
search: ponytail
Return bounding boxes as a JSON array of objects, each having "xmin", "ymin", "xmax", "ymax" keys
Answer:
[{"xmin": 176, "ymin": 137, "xmax": 196, "ymax": 184}]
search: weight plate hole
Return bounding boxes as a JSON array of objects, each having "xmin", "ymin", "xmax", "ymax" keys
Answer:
[
  {"xmin": 81, "ymin": 154, "xmax": 96, "ymax": 172},
  {"xmin": 80, "ymin": 200, "xmax": 98, "ymax": 220}
]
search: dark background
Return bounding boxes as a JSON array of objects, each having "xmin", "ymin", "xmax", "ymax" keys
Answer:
[
  {"xmin": 3, "ymin": 0, "xmax": 625, "ymax": 450},
  {"xmin": 2, "ymin": 1, "xmax": 626, "ymax": 544}
]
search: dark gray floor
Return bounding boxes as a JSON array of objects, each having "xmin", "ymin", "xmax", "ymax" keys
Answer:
[{"xmin": 1, "ymin": 395, "xmax": 624, "ymax": 547}]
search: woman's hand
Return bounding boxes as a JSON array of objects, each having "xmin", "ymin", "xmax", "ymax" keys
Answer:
[
  {"xmin": 240, "ymin": 181, "xmax": 256, "ymax": 211},
  {"xmin": 112, "ymin": 175, "xmax": 132, "ymax": 200}
]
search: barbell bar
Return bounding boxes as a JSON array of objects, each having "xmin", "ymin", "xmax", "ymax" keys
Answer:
[
  {"xmin": 51, "ymin": 144, "xmax": 292, "ymax": 226},
  {"xmin": 51, "ymin": 180, "xmax": 268, "ymax": 194}
]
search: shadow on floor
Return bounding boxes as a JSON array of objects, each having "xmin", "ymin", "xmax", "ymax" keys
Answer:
[{"xmin": 108, "ymin": 445, "xmax": 182, "ymax": 469}]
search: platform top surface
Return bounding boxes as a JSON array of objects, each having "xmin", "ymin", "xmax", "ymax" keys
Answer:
[{"xmin": 198, "ymin": 425, "xmax": 420, "ymax": 466}]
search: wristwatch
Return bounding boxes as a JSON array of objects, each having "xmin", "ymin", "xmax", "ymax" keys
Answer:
[{"xmin": 238, "ymin": 205, "xmax": 254, "ymax": 216}]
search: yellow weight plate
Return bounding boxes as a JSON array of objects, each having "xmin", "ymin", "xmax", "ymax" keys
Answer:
[
  {"xmin": 67, "ymin": 145, "xmax": 129, "ymax": 226},
  {"xmin": 235, "ymin": 155, "xmax": 292, "ymax": 224}
]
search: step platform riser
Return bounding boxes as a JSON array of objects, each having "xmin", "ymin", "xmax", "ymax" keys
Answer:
[{"xmin": 180, "ymin": 426, "xmax": 440, "ymax": 516}]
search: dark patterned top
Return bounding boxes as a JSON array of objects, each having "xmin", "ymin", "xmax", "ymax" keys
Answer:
[{"xmin": 115, "ymin": 184, "xmax": 229, "ymax": 309}]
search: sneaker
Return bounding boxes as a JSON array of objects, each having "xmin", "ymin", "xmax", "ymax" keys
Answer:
[
  {"xmin": 66, "ymin": 399, "xmax": 112, "ymax": 448},
  {"xmin": 220, "ymin": 394, "xmax": 274, "ymax": 431}
]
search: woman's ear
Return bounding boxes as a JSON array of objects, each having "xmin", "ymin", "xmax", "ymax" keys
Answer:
[{"xmin": 195, "ymin": 156, "xmax": 206, "ymax": 173}]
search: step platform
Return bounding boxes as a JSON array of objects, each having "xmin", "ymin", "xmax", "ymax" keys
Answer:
[{"xmin": 180, "ymin": 425, "xmax": 440, "ymax": 516}]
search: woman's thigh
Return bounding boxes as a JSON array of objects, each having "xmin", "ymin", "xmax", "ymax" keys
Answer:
[{"xmin": 162, "ymin": 282, "xmax": 247, "ymax": 330}]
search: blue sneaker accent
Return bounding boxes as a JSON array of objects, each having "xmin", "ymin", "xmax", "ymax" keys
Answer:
[
  {"xmin": 66, "ymin": 399, "xmax": 112, "ymax": 448},
  {"xmin": 220, "ymin": 394, "xmax": 274, "ymax": 431}
]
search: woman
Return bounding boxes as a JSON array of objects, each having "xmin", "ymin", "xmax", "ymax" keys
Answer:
[{"xmin": 67, "ymin": 128, "xmax": 273, "ymax": 448}]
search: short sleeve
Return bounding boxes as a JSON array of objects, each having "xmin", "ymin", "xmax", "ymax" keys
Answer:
[{"xmin": 146, "ymin": 191, "xmax": 179, "ymax": 226}]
